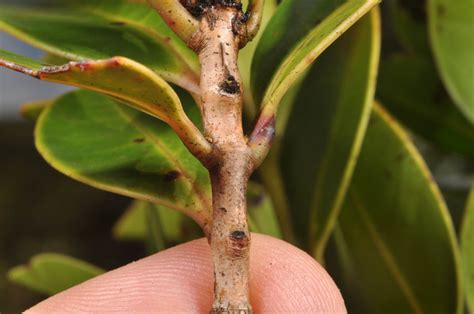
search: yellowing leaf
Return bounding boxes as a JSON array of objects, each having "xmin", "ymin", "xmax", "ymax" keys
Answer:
[
  {"xmin": 0, "ymin": 51, "xmax": 210, "ymax": 155},
  {"xmin": 0, "ymin": 1, "xmax": 200, "ymax": 92}
]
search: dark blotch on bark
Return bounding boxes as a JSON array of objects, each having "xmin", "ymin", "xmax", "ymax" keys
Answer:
[
  {"xmin": 230, "ymin": 230, "xmax": 246, "ymax": 240},
  {"xmin": 220, "ymin": 75, "xmax": 240, "ymax": 94},
  {"xmin": 182, "ymin": 0, "xmax": 211, "ymax": 17},
  {"xmin": 183, "ymin": 0, "xmax": 243, "ymax": 17},
  {"xmin": 228, "ymin": 230, "xmax": 248, "ymax": 259},
  {"xmin": 240, "ymin": 12, "xmax": 251, "ymax": 23},
  {"xmin": 218, "ymin": 0, "xmax": 242, "ymax": 9}
]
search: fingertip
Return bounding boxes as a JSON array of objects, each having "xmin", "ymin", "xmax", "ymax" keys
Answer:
[
  {"xmin": 249, "ymin": 234, "xmax": 346, "ymax": 313},
  {"xmin": 27, "ymin": 239, "xmax": 214, "ymax": 313},
  {"xmin": 28, "ymin": 234, "xmax": 346, "ymax": 313}
]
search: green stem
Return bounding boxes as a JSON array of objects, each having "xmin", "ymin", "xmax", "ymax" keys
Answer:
[{"xmin": 147, "ymin": 0, "xmax": 198, "ymax": 42}]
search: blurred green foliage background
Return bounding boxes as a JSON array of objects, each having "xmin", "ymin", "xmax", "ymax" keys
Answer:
[{"xmin": 0, "ymin": 121, "xmax": 147, "ymax": 312}]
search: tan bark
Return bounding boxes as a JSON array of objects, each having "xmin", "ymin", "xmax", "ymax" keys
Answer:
[
  {"xmin": 190, "ymin": 5, "xmax": 254, "ymax": 312},
  {"xmin": 153, "ymin": 1, "xmax": 270, "ymax": 312}
]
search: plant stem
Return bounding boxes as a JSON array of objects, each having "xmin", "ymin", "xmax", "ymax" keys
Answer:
[
  {"xmin": 152, "ymin": 0, "xmax": 272, "ymax": 311},
  {"xmin": 189, "ymin": 4, "xmax": 254, "ymax": 312},
  {"xmin": 209, "ymin": 151, "xmax": 252, "ymax": 312}
]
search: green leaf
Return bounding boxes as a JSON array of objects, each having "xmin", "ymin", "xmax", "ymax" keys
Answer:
[
  {"xmin": 251, "ymin": 0, "xmax": 342, "ymax": 104},
  {"xmin": 328, "ymin": 104, "xmax": 462, "ymax": 314},
  {"xmin": 0, "ymin": 52, "xmax": 209, "ymax": 152},
  {"xmin": 251, "ymin": 0, "xmax": 379, "ymax": 113},
  {"xmin": 428, "ymin": 0, "xmax": 474, "ymax": 123},
  {"xmin": 0, "ymin": 49, "xmax": 43, "ymax": 70},
  {"xmin": 0, "ymin": 0, "xmax": 200, "ymax": 92},
  {"xmin": 247, "ymin": 182, "xmax": 282, "ymax": 238},
  {"xmin": 42, "ymin": 53, "xmax": 71, "ymax": 66},
  {"xmin": 144, "ymin": 201, "xmax": 167, "ymax": 254},
  {"xmin": 8, "ymin": 253, "xmax": 104, "ymax": 296},
  {"xmin": 114, "ymin": 201, "xmax": 150, "ymax": 241},
  {"xmin": 377, "ymin": 0, "xmax": 474, "ymax": 156},
  {"xmin": 36, "ymin": 90, "xmax": 212, "ymax": 228},
  {"xmin": 113, "ymin": 200, "xmax": 202, "ymax": 245},
  {"xmin": 20, "ymin": 99, "xmax": 53, "ymax": 122},
  {"xmin": 461, "ymin": 183, "xmax": 474, "ymax": 312},
  {"xmin": 386, "ymin": 0, "xmax": 430, "ymax": 55},
  {"xmin": 1, "ymin": 53, "xmax": 178, "ymax": 123},
  {"xmin": 115, "ymin": 183, "xmax": 282, "ymax": 243},
  {"xmin": 279, "ymin": 9, "xmax": 380, "ymax": 253},
  {"xmin": 378, "ymin": 54, "xmax": 474, "ymax": 156},
  {"xmin": 239, "ymin": 0, "xmax": 277, "ymax": 116}
]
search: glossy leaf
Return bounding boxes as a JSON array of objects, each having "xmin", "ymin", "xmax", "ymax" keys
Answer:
[
  {"xmin": 428, "ymin": 0, "xmax": 474, "ymax": 123},
  {"xmin": 113, "ymin": 200, "xmax": 202, "ymax": 246},
  {"xmin": 251, "ymin": 0, "xmax": 379, "ymax": 114},
  {"xmin": 8, "ymin": 253, "xmax": 104, "ymax": 296},
  {"xmin": 328, "ymin": 104, "xmax": 462, "ymax": 314},
  {"xmin": 378, "ymin": 55, "xmax": 474, "ymax": 156},
  {"xmin": 280, "ymin": 10, "xmax": 380, "ymax": 253},
  {"xmin": 36, "ymin": 90, "xmax": 212, "ymax": 228},
  {"xmin": 0, "ymin": 1, "xmax": 200, "ymax": 92},
  {"xmin": 461, "ymin": 183, "xmax": 474, "ymax": 312},
  {"xmin": 0, "ymin": 51, "xmax": 209, "ymax": 153}
]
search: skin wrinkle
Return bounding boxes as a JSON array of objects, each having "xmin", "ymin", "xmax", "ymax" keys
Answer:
[{"xmin": 27, "ymin": 234, "xmax": 346, "ymax": 313}]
